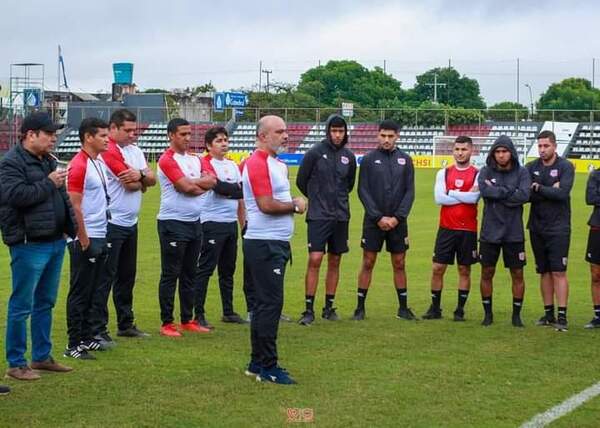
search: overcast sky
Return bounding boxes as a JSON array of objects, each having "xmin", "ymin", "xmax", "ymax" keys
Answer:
[{"xmin": 2, "ymin": 0, "xmax": 599, "ymax": 105}]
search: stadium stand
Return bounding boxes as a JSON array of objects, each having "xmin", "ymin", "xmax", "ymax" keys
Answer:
[{"xmin": 566, "ymin": 123, "xmax": 600, "ymax": 159}]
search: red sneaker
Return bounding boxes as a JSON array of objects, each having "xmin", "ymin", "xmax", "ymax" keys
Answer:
[
  {"xmin": 160, "ymin": 323, "xmax": 182, "ymax": 337},
  {"xmin": 180, "ymin": 320, "xmax": 211, "ymax": 333}
]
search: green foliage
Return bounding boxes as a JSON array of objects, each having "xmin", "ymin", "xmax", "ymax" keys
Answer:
[
  {"xmin": 412, "ymin": 67, "xmax": 486, "ymax": 109},
  {"xmin": 297, "ymin": 60, "xmax": 405, "ymax": 107},
  {"xmin": 487, "ymin": 101, "xmax": 529, "ymax": 121},
  {"xmin": 537, "ymin": 78, "xmax": 600, "ymax": 121}
]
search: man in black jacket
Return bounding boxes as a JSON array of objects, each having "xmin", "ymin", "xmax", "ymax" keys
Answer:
[
  {"xmin": 0, "ymin": 112, "xmax": 76, "ymax": 381},
  {"xmin": 526, "ymin": 130, "xmax": 574, "ymax": 331},
  {"xmin": 584, "ymin": 167, "xmax": 600, "ymax": 329},
  {"xmin": 478, "ymin": 135, "xmax": 531, "ymax": 327},
  {"xmin": 353, "ymin": 119, "xmax": 416, "ymax": 321},
  {"xmin": 296, "ymin": 115, "xmax": 356, "ymax": 325}
]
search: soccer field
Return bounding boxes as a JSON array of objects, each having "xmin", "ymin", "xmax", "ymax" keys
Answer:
[{"xmin": 0, "ymin": 167, "xmax": 599, "ymax": 427}]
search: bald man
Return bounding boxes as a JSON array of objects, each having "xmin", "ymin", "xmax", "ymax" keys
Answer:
[{"xmin": 241, "ymin": 116, "xmax": 306, "ymax": 385}]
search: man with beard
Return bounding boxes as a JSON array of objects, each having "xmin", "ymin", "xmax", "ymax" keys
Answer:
[
  {"xmin": 423, "ymin": 136, "xmax": 480, "ymax": 322},
  {"xmin": 296, "ymin": 114, "xmax": 356, "ymax": 325},
  {"xmin": 478, "ymin": 135, "xmax": 531, "ymax": 327}
]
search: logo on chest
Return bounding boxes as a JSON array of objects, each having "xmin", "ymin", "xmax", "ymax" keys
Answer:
[
  {"xmin": 397, "ymin": 158, "xmax": 406, "ymax": 165},
  {"xmin": 454, "ymin": 179, "xmax": 464, "ymax": 188},
  {"xmin": 341, "ymin": 156, "xmax": 349, "ymax": 165},
  {"xmin": 550, "ymin": 169, "xmax": 558, "ymax": 178}
]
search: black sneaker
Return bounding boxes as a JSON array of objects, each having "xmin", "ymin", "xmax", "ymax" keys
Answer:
[
  {"xmin": 0, "ymin": 384, "xmax": 10, "ymax": 395},
  {"xmin": 481, "ymin": 312, "xmax": 494, "ymax": 326},
  {"xmin": 222, "ymin": 313, "xmax": 249, "ymax": 324},
  {"xmin": 584, "ymin": 317, "xmax": 600, "ymax": 329},
  {"xmin": 117, "ymin": 325, "xmax": 151, "ymax": 337},
  {"xmin": 298, "ymin": 310, "xmax": 315, "ymax": 326},
  {"xmin": 64, "ymin": 345, "xmax": 96, "ymax": 360},
  {"xmin": 397, "ymin": 307, "xmax": 418, "ymax": 321},
  {"xmin": 351, "ymin": 308, "xmax": 365, "ymax": 321},
  {"xmin": 322, "ymin": 307, "xmax": 339, "ymax": 321},
  {"xmin": 80, "ymin": 339, "xmax": 107, "ymax": 352},
  {"xmin": 197, "ymin": 316, "xmax": 215, "ymax": 330},
  {"xmin": 535, "ymin": 314, "xmax": 556, "ymax": 326},
  {"xmin": 93, "ymin": 332, "xmax": 116, "ymax": 349},
  {"xmin": 453, "ymin": 309, "xmax": 465, "ymax": 322},
  {"xmin": 422, "ymin": 305, "xmax": 442, "ymax": 320},
  {"xmin": 555, "ymin": 317, "xmax": 568, "ymax": 332},
  {"xmin": 512, "ymin": 313, "xmax": 524, "ymax": 328}
]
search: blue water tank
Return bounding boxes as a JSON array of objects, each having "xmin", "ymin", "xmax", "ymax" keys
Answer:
[{"xmin": 113, "ymin": 63, "xmax": 134, "ymax": 84}]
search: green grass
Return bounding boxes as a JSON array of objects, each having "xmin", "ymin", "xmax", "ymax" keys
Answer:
[{"xmin": 1, "ymin": 167, "xmax": 599, "ymax": 427}]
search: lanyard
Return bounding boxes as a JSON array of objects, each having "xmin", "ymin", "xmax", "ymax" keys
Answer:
[{"xmin": 82, "ymin": 150, "xmax": 111, "ymax": 206}]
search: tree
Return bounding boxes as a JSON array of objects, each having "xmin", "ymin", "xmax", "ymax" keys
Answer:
[
  {"xmin": 537, "ymin": 78, "xmax": 600, "ymax": 120},
  {"xmin": 297, "ymin": 60, "xmax": 405, "ymax": 108},
  {"xmin": 412, "ymin": 67, "xmax": 486, "ymax": 109},
  {"xmin": 487, "ymin": 101, "xmax": 529, "ymax": 121},
  {"xmin": 143, "ymin": 88, "xmax": 169, "ymax": 94}
]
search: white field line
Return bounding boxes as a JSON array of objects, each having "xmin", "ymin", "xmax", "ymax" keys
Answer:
[{"xmin": 520, "ymin": 381, "xmax": 600, "ymax": 428}]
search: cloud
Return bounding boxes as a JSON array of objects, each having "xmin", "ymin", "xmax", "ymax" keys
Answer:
[{"xmin": 1, "ymin": 0, "xmax": 599, "ymax": 104}]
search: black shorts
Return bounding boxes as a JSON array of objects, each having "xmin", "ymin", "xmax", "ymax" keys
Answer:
[
  {"xmin": 306, "ymin": 220, "xmax": 349, "ymax": 254},
  {"xmin": 361, "ymin": 218, "xmax": 409, "ymax": 254},
  {"xmin": 479, "ymin": 241, "xmax": 526, "ymax": 269},
  {"xmin": 433, "ymin": 228, "xmax": 478, "ymax": 265},
  {"xmin": 530, "ymin": 231, "xmax": 569, "ymax": 273},
  {"xmin": 585, "ymin": 228, "xmax": 600, "ymax": 265}
]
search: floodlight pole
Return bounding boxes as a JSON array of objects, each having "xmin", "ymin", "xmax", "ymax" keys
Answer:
[
  {"xmin": 524, "ymin": 83, "xmax": 534, "ymax": 117},
  {"xmin": 426, "ymin": 73, "xmax": 446, "ymax": 104}
]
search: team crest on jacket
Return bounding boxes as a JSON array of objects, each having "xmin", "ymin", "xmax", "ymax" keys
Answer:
[
  {"xmin": 455, "ymin": 179, "xmax": 464, "ymax": 188},
  {"xmin": 550, "ymin": 169, "xmax": 558, "ymax": 177},
  {"xmin": 341, "ymin": 156, "xmax": 349, "ymax": 165},
  {"xmin": 398, "ymin": 158, "xmax": 406, "ymax": 165}
]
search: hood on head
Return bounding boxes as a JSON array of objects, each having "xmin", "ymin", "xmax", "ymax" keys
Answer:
[
  {"xmin": 486, "ymin": 135, "xmax": 519, "ymax": 169},
  {"xmin": 324, "ymin": 114, "xmax": 348, "ymax": 148}
]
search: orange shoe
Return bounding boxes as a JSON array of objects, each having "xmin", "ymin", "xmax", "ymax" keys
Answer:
[
  {"xmin": 160, "ymin": 323, "xmax": 182, "ymax": 337},
  {"xmin": 180, "ymin": 320, "xmax": 211, "ymax": 333}
]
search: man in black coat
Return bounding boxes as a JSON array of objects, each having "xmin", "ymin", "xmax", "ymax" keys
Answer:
[
  {"xmin": 478, "ymin": 135, "xmax": 531, "ymax": 327},
  {"xmin": 0, "ymin": 112, "xmax": 77, "ymax": 381},
  {"xmin": 353, "ymin": 119, "xmax": 416, "ymax": 321},
  {"xmin": 296, "ymin": 115, "xmax": 356, "ymax": 325}
]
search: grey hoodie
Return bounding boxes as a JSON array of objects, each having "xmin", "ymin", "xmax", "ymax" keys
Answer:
[{"xmin": 478, "ymin": 135, "xmax": 531, "ymax": 243}]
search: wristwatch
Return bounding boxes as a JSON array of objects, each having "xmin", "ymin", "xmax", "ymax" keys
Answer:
[{"xmin": 139, "ymin": 169, "xmax": 146, "ymax": 182}]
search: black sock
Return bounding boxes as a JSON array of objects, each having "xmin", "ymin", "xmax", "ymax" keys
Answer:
[
  {"xmin": 357, "ymin": 288, "xmax": 368, "ymax": 310},
  {"xmin": 305, "ymin": 295, "xmax": 315, "ymax": 312},
  {"xmin": 544, "ymin": 304, "xmax": 555, "ymax": 319},
  {"xmin": 325, "ymin": 294, "xmax": 335, "ymax": 309},
  {"xmin": 457, "ymin": 290, "xmax": 470, "ymax": 310},
  {"xmin": 557, "ymin": 306, "xmax": 567, "ymax": 319},
  {"xmin": 482, "ymin": 295, "xmax": 493, "ymax": 315},
  {"xmin": 594, "ymin": 305, "xmax": 600, "ymax": 319},
  {"xmin": 512, "ymin": 298, "xmax": 523, "ymax": 316},
  {"xmin": 396, "ymin": 288, "xmax": 408, "ymax": 309},
  {"xmin": 431, "ymin": 289, "xmax": 442, "ymax": 310}
]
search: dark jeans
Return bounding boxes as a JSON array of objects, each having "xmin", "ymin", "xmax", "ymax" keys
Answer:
[
  {"xmin": 89, "ymin": 223, "xmax": 138, "ymax": 334},
  {"xmin": 195, "ymin": 221, "xmax": 238, "ymax": 318},
  {"xmin": 243, "ymin": 254, "xmax": 256, "ymax": 314},
  {"xmin": 6, "ymin": 239, "xmax": 66, "ymax": 367},
  {"xmin": 243, "ymin": 239, "xmax": 290, "ymax": 369},
  {"xmin": 66, "ymin": 238, "xmax": 108, "ymax": 347},
  {"xmin": 157, "ymin": 219, "xmax": 202, "ymax": 325}
]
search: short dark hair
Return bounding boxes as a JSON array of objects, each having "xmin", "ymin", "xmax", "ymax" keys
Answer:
[
  {"xmin": 537, "ymin": 130, "xmax": 556, "ymax": 144},
  {"xmin": 79, "ymin": 118, "xmax": 109, "ymax": 143},
  {"xmin": 379, "ymin": 119, "xmax": 400, "ymax": 133},
  {"xmin": 109, "ymin": 109, "xmax": 137, "ymax": 127},
  {"xmin": 205, "ymin": 126, "xmax": 228, "ymax": 145},
  {"xmin": 167, "ymin": 118, "xmax": 190, "ymax": 135},
  {"xmin": 455, "ymin": 135, "xmax": 473, "ymax": 145}
]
